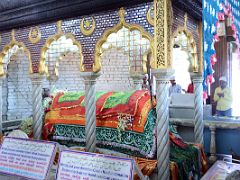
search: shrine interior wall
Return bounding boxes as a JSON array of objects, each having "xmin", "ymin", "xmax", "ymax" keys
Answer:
[
  {"xmin": 0, "ymin": 2, "xmax": 200, "ymax": 121},
  {"xmin": 3, "ymin": 53, "xmax": 32, "ymax": 121},
  {"xmin": 96, "ymin": 48, "xmax": 134, "ymax": 91},
  {"xmin": 55, "ymin": 53, "xmax": 84, "ymax": 91}
]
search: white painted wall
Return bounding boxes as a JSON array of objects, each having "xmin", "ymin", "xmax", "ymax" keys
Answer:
[
  {"xmin": 6, "ymin": 52, "xmax": 32, "ymax": 121},
  {"xmin": 55, "ymin": 53, "xmax": 84, "ymax": 91},
  {"xmin": 96, "ymin": 48, "xmax": 134, "ymax": 92},
  {"xmin": 2, "ymin": 48, "xmax": 135, "ymax": 122}
]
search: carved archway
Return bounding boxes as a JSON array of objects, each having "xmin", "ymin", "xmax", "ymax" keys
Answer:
[
  {"xmin": 92, "ymin": 8, "xmax": 154, "ymax": 73},
  {"xmin": 0, "ymin": 30, "xmax": 33, "ymax": 76},
  {"xmin": 172, "ymin": 26, "xmax": 199, "ymax": 73},
  {"xmin": 39, "ymin": 21, "xmax": 83, "ymax": 76},
  {"xmin": 0, "ymin": 30, "xmax": 33, "ymax": 121}
]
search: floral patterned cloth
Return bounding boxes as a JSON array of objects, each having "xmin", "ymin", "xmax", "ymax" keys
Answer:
[{"xmin": 43, "ymin": 90, "xmax": 208, "ymax": 179}]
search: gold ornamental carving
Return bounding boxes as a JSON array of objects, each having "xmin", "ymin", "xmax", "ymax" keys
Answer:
[
  {"xmin": 118, "ymin": 7, "xmax": 126, "ymax": 23},
  {"xmin": 198, "ymin": 22, "xmax": 203, "ymax": 73},
  {"xmin": 0, "ymin": 29, "xmax": 33, "ymax": 76},
  {"xmin": 171, "ymin": 11, "xmax": 200, "ymax": 72},
  {"xmin": 80, "ymin": 17, "xmax": 96, "ymax": 36},
  {"xmin": 154, "ymin": 0, "xmax": 168, "ymax": 69},
  {"xmin": 184, "ymin": 13, "xmax": 188, "ymax": 28},
  {"xmin": 11, "ymin": 29, "xmax": 16, "ymax": 42},
  {"xmin": 94, "ymin": 7, "xmax": 154, "ymax": 73},
  {"xmin": 57, "ymin": 20, "xmax": 63, "ymax": 33},
  {"xmin": 147, "ymin": 6, "xmax": 154, "ymax": 26},
  {"xmin": 167, "ymin": 0, "xmax": 173, "ymax": 67},
  {"xmin": 172, "ymin": 26, "xmax": 199, "ymax": 72},
  {"xmin": 28, "ymin": 26, "xmax": 41, "ymax": 44},
  {"xmin": 39, "ymin": 20, "xmax": 83, "ymax": 75}
]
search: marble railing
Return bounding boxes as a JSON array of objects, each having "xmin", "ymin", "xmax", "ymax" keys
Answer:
[
  {"xmin": 2, "ymin": 119, "xmax": 22, "ymax": 133},
  {"xmin": 170, "ymin": 116, "xmax": 240, "ymax": 163}
]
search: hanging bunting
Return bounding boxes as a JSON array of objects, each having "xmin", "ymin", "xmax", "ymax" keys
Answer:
[{"xmin": 203, "ymin": 0, "xmax": 239, "ymax": 96}]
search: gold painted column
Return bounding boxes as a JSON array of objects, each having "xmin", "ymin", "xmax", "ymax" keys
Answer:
[{"xmin": 153, "ymin": 0, "xmax": 173, "ymax": 179}]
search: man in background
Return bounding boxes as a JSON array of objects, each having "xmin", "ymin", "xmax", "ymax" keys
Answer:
[
  {"xmin": 214, "ymin": 76, "xmax": 233, "ymax": 116},
  {"xmin": 169, "ymin": 76, "xmax": 182, "ymax": 96},
  {"xmin": 142, "ymin": 74, "xmax": 149, "ymax": 90}
]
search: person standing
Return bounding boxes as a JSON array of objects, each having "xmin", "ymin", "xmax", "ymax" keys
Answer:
[
  {"xmin": 214, "ymin": 76, "xmax": 233, "ymax": 116},
  {"xmin": 169, "ymin": 76, "xmax": 182, "ymax": 96},
  {"xmin": 142, "ymin": 74, "xmax": 149, "ymax": 90}
]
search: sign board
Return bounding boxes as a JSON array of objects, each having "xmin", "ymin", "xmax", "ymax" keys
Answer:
[
  {"xmin": 56, "ymin": 150, "xmax": 134, "ymax": 180},
  {"xmin": 201, "ymin": 160, "xmax": 240, "ymax": 180},
  {"xmin": 0, "ymin": 137, "xmax": 57, "ymax": 180}
]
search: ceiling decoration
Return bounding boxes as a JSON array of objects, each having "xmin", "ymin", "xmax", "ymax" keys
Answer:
[
  {"xmin": 173, "ymin": 0, "xmax": 202, "ymax": 20},
  {"xmin": 0, "ymin": 0, "xmax": 201, "ymax": 31}
]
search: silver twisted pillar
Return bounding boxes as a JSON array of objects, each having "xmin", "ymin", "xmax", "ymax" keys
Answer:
[
  {"xmin": 0, "ymin": 77, "xmax": 5, "ymax": 136},
  {"xmin": 31, "ymin": 74, "xmax": 44, "ymax": 140},
  {"xmin": 152, "ymin": 69, "xmax": 173, "ymax": 180},
  {"xmin": 192, "ymin": 73, "xmax": 204, "ymax": 145},
  {"xmin": 81, "ymin": 72, "xmax": 100, "ymax": 153},
  {"xmin": 48, "ymin": 75, "xmax": 58, "ymax": 92}
]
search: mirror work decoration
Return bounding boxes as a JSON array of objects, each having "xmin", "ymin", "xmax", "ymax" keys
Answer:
[
  {"xmin": 28, "ymin": 26, "xmax": 41, "ymax": 44},
  {"xmin": 80, "ymin": 17, "xmax": 96, "ymax": 36},
  {"xmin": 0, "ymin": 30, "xmax": 33, "ymax": 76},
  {"xmin": 39, "ymin": 20, "xmax": 83, "ymax": 76},
  {"xmin": 93, "ymin": 7, "xmax": 153, "ymax": 73}
]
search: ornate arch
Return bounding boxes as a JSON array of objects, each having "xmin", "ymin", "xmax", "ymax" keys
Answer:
[
  {"xmin": 172, "ymin": 26, "xmax": 199, "ymax": 72},
  {"xmin": 0, "ymin": 30, "xmax": 33, "ymax": 76},
  {"xmin": 92, "ymin": 8, "xmax": 154, "ymax": 73},
  {"xmin": 39, "ymin": 21, "xmax": 84, "ymax": 76}
]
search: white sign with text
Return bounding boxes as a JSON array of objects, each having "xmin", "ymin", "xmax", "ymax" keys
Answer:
[
  {"xmin": 56, "ymin": 150, "xmax": 134, "ymax": 180},
  {"xmin": 0, "ymin": 137, "xmax": 57, "ymax": 180}
]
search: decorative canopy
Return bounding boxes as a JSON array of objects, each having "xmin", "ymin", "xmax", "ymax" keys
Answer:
[{"xmin": 0, "ymin": 0, "xmax": 201, "ymax": 31}]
